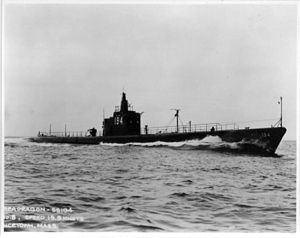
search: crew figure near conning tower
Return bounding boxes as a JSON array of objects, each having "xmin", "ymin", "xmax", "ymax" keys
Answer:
[{"xmin": 88, "ymin": 128, "xmax": 97, "ymax": 137}]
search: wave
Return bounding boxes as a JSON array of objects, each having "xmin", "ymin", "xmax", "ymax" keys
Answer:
[
  {"xmin": 5, "ymin": 137, "xmax": 31, "ymax": 148},
  {"xmin": 5, "ymin": 137, "xmax": 72, "ymax": 148},
  {"xmin": 100, "ymin": 136, "xmax": 222, "ymax": 147},
  {"xmin": 100, "ymin": 135, "xmax": 280, "ymax": 156},
  {"xmin": 100, "ymin": 136, "xmax": 262, "ymax": 152}
]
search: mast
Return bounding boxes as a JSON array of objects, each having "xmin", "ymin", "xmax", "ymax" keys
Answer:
[
  {"xmin": 280, "ymin": 96, "xmax": 283, "ymax": 127},
  {"xmin": 174, "ymin": 109, "xmax": 179, "ymax": 133},
  {"xmin": 120, "ymin": 92, "xmax": 128, "ymax": 113}
]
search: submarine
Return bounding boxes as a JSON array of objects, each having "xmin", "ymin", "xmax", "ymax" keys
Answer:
[{"xmin": 29, "ymin": 93, "xmax": 287, "ymax": 155}]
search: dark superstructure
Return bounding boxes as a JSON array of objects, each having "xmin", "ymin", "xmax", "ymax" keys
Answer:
[
  {"xmin": 29, "ymin": 93, "xmax": 287, "ymax": 155},
  {"xmin": 103, "ymin": 93, "xmax": 141, "ymax": 136}
]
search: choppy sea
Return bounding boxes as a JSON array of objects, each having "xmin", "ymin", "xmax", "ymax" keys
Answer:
[{"xmin": 4, "ymin": 137, "xmax": 296, "ymax": 232}]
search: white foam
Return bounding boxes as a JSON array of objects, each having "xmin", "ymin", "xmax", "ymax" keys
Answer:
[
  {"xmin": 5, "ymin": 137, "xmax": 72, "ymax": 147},
  {"xmin": 100, "ymin": 135, "xmax": 225, "ymax": 148}
]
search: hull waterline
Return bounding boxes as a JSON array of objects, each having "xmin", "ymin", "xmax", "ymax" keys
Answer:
[{"xmin": 28, "ymin": 127, "xmax": 286, "ymax": 155}]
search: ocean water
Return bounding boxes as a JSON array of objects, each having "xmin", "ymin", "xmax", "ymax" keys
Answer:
[{"xmin": 4, "ymin": 137, "xmax": 296, "ymax": 232}]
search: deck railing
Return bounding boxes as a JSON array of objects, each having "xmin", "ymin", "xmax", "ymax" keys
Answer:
[
  {"xmin": 142, "ymin": 122, "xmax": 239, "ymax": 135},
  {"xmin": 38, "ymin": 131, "xmax": 100, "ymax": 137},
  {"xmin": 38, "ymin": 119, "xmax": 278, "ymax": 137},
  {"xmin": 142, "ymin": 118, "xmax": 278, "ymax": 135}
]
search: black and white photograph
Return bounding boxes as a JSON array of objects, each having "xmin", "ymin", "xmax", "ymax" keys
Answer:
[{"xmin": 3, "ymin": 0, "xmax": 298, "ymax": 234}]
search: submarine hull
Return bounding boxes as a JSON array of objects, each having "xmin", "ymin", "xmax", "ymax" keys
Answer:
[{"xmin": 29, "ymin": 127, "xmax": 286, "ymax": 155}]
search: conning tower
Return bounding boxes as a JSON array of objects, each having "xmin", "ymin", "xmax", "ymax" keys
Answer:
[{"xmin": 103, "ymin": 93, "xmax": 141, "ymax": 136}]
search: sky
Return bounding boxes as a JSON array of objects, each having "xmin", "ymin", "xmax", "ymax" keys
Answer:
[{"xmin": 4, "ymin": 3, "xmax": 297, "ymax": 139}]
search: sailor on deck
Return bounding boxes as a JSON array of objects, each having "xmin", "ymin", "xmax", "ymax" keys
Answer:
[{"xmin": 88, "ymin": 128, "xmax": 97, "ymax": 137}]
